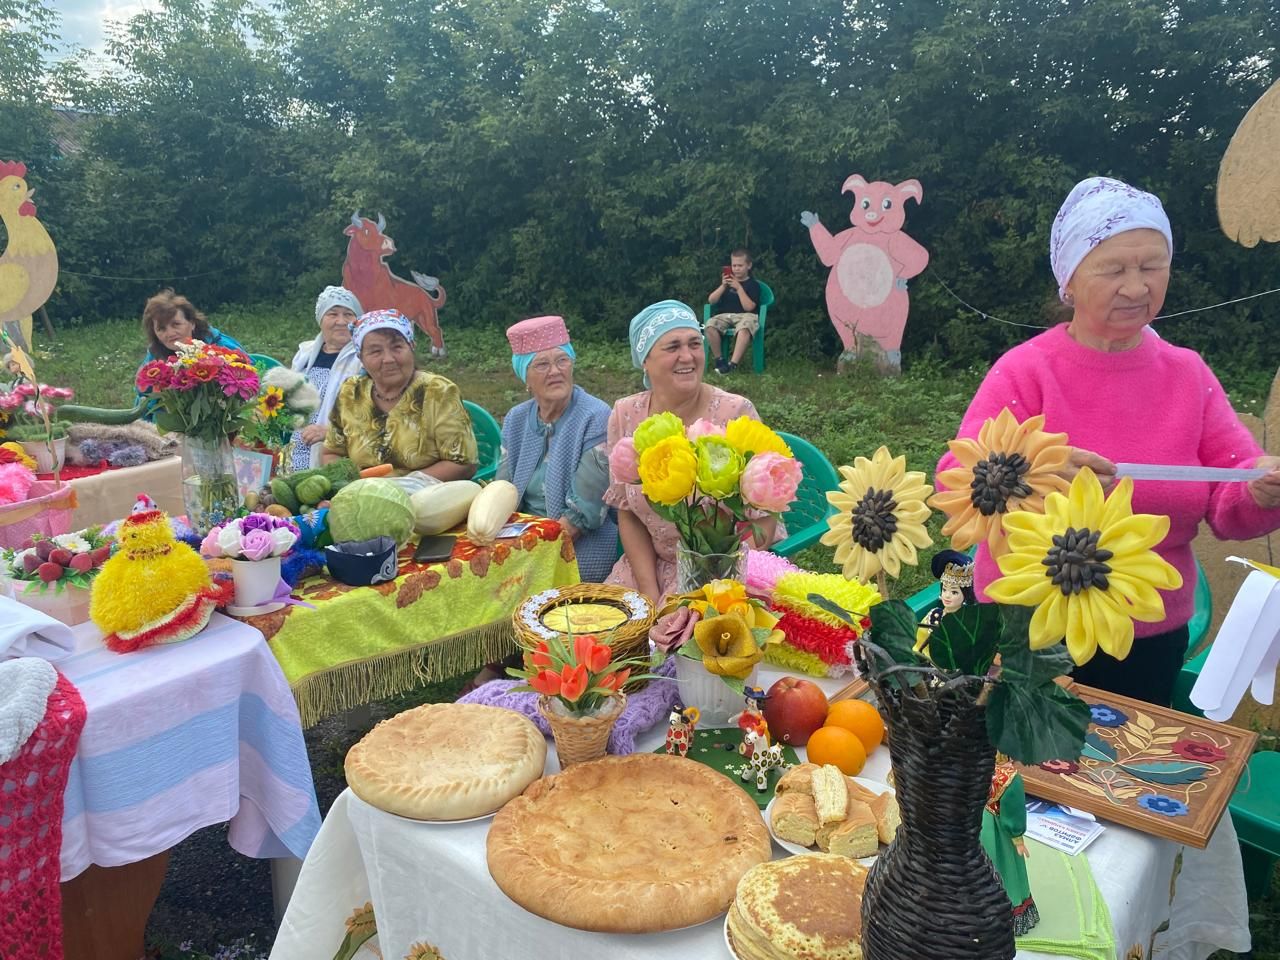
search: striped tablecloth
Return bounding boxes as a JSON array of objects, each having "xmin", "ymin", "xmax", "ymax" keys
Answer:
[{"xmin": 57, "ymin": 613, "xmax": 320, "ymax": 881}]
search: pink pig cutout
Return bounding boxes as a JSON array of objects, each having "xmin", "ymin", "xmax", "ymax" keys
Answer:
[{"xmin": 801, "ymin": 175, "xmax": 930, "ymax": 372}]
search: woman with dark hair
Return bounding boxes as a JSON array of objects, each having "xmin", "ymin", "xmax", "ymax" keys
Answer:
[
  {"xmin": 915, "ymin": 549, "xmax": 974, "ymax": 654},
  {"xmin": 139, "ymin": 289, "xmax": 243, "ymax": 362}
]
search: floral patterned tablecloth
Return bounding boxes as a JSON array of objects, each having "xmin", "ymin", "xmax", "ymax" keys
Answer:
[{"xmin": 231, "ymin": 516, "xmax": 580, "ymax": 727}]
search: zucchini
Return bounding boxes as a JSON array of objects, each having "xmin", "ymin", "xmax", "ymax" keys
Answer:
[{"xmin": 58, "ymin": 397, "xmax": 153, "ymax": 425}]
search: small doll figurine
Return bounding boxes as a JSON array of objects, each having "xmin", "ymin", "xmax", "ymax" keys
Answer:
[
  {"xmin": 915, "ymin": 549, "xmax": 975, "ymax": 655},
  {"xmin": 981, "ymin": 756, "xmax": 1039, "ymax": 935},
  {"xmin": 731, "ymin": 686, "xmax": 770, "ymax": 758},
  {"xmin": 664, "ymin": 704, "xmax": 700, "ymax": 757}
]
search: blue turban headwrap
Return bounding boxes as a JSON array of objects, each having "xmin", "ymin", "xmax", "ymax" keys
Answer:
[{"xmin": 628, "ymin": 300, "xmax": 701, "ymax": 388}]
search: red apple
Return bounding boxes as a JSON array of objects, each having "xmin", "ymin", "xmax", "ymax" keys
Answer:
[
  {"xmin": 89, "ymin": 546, "xmax": 112, "ymax": 567},
  {"xmin": 49, "ymin": 548, "xmax": 74, "ymax": 568},
  {"xmin": 762, "ymin": 677, "xmax": 830, "ymax": 746},
  {"xmin": 36, "ymin": 562, "xmax": 63, "ymax": 583},
  {"xmin": 69, "ymin": 553, "xmax": 94, "ymax": 573}
]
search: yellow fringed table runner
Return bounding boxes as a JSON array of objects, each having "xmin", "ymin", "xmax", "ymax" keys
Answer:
[{"xmin": 230, "ymin": 516, "xmax": 580, "ymax": 727}]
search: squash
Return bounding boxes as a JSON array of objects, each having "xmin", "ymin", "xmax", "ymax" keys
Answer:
[
  {"xmin": 410, "ymin": 480, "xmax": 482, "ymax": 535},
  {"xmin": 295, "ymin": 474, "xmax": 332, "ymax": 506},
  {"xmin": 58, "ymin": 397, "xmax": 153, "ymax": 425},
  {"xmin": 466, "ymin": 480, "xmax": 519, "ymax": 545}
]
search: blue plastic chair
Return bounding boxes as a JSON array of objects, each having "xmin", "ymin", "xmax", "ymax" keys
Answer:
[
  {"xmin": 769, "ymin": 431, "xmax": 839, "ymax": 558},
  {"xmin": 703, "ymin": 280, "xmax": 775, "ymax": 374},
  {"xmin": 464, "ymin": 400, "xmax": 502, "ymax": 482}
]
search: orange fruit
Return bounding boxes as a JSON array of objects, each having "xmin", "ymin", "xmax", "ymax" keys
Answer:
[
  {"xmin": 824, "ymin": 699, "xmax": 885, "ymax": 754},
  {"xmin": 805, "ymin": 725, "xmax": 867, "ymax": 776}
]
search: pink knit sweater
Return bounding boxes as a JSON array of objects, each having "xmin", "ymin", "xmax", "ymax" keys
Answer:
[{"xmin": 937, "ymin": 324, "xmax": 1279, "ymax": 637}]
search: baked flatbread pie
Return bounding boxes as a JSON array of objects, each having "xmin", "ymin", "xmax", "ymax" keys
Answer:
[
  {"xmin": 345, "ymin": 703, "xmax": 546, "ymax": 821},
  {"xmin": 487, "ymin": 753, "xmax": 772, "ymax": 932},
  {"xmin": 727, "ymin": 853, "xmax": 866, "ymax": 959}
]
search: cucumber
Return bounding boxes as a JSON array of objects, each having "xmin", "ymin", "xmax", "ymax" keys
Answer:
[{"xmin": 58, "ymin": 397, "xmax": 154, "ymax": 425}]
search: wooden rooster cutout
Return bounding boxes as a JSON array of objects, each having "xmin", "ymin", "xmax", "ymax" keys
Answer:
[
  {"xmin": 0, "ymin": 161, "xmax": 58, "ymax": 352},
  {"xmin": 1218, "ymin": 80, "xmax": 1280, "ymax": 248}
]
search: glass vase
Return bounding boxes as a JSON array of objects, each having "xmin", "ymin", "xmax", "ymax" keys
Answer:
[
  {"xmin": 181, "ymin": 435, "xmax": 241, "ymax": 536},
  {"xmin": 674, "ymin": 540, "xmax": 746, "ymax": 594}
]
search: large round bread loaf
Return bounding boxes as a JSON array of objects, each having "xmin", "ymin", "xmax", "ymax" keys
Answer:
[
  {"xmin": 487, "ymin": 753, "xmax": 771, "ymax": 932},
  {"xmin": 345, "ymin": 703, "xmax": 546, "ymax": 820}
]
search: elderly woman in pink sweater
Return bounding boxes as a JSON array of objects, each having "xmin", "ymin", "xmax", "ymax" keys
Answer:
[{"xmin": 938, "ymin": 176, "xmax": 1280, "ymax": 706}]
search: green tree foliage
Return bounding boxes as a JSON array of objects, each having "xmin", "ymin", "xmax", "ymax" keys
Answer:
[{"xmin": 4, "ymin": 0, "xmax": 1279, "ymax": 379}]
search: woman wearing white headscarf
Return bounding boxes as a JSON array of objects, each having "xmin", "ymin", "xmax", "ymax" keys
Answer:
[
  {"xmin": 289, "ymin": 286, "xmax": 365, "ymax": 470},
  {"xmin": 936, "ymin": 176, "xmax": 1280, "ymax": 706}
]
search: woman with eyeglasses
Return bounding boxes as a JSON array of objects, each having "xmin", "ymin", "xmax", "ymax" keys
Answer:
[{"xmin": 499, "ymin": 316, "xmax": 616, "ymax": 582}]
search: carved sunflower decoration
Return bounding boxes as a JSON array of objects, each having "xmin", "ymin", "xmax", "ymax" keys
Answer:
[
  {"xmin": 821, "ymin": 446, "xmax": 933, "ymax": 583},
  {"xmin": 986, "ymin": 468, "xmax": 1182, "ymax": 665},
  {"xmin": 930, "ymin": 408, "xmax": 1072, "ymax": 557}
]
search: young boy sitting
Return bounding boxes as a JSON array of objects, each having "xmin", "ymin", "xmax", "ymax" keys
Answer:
[{"xmin": 706, "ymin": 249, "xmax": 761, "ymax": 374}]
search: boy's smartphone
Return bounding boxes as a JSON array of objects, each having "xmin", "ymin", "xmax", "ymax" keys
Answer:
[
  {"xmin": 722, "ymin": 266, "xmax": 733, "ymax": 278},
  {"xmin": 413, "ymin": 534, "xmax": 457, "ymax": 563}
]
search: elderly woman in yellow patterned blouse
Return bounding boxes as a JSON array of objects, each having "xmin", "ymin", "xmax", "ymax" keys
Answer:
[{"xmin": 323, "ymin": 309, "xmax": 477, "ymax": 478}]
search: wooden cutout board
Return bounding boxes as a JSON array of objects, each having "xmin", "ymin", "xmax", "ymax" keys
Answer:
[
  {"xmin": 1016, "ymin": 683, "xmax": 1256, "ymax": 849},
  {"xmin": 1218, "ymin": 79, "xmax": 1280, "ymax": 247}
]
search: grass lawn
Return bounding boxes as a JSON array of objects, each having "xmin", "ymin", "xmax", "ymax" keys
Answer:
[{"xmin": 34, "ymin": 304, "xmax": 1280, "ymax": 959}]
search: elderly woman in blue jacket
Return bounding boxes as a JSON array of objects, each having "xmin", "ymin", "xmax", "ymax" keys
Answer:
[{"xmin": 499, "ymin": 315, "xmax": 616, "ymax": 582}]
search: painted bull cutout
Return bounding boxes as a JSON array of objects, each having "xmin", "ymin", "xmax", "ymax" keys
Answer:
[{"xmin": 342, "ymin": 211, "xmax": 448, "ymax": 357}]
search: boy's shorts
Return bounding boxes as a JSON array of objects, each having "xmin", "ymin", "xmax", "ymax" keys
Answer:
[{"xmin": 706, "ymin": 312, "xmax": 760, "ymax": 336}]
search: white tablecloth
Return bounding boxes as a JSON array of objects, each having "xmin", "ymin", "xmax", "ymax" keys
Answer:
[
  {"xmin": 270, "ymin": 669, "xmax": 1251, "ymax": 960},
  {"xmin": 57, "ymin": 613, "xmax": 321, "ymax": 880}
]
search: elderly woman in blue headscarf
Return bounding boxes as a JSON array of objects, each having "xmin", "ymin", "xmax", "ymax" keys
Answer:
[
  {"xmin": 603, "ymin": 300, "xmax": 780, "ymax": 603},
  {"xmin": 499, "ymin": 316, "xmax": 616, "ymax": 582}
]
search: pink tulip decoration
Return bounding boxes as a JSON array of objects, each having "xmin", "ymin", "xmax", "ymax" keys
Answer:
[
  {"xmin": 608, "ymin": 436, "xmax": 641, "ymax": 485},
  {"xmin": 740, "ymin": 452, "xmax": 803, "ymax": 513}
]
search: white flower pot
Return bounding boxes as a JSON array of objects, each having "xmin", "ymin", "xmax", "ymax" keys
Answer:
[
  {"xmin": 230, "ymin": 556, "xmax": 281, "ymax": 609},
  {"xmin": 674, "ymin": 653, "xmax": 757, "ymax": 727},
  {"xmin": 21, "ymin": 437, "xmax": 65, "ymax": 474}
]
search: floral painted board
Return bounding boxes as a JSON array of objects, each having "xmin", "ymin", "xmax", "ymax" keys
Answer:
[{"xmin": 1016, "ymin": 683, "xmax": 1256, "ymax": 849}]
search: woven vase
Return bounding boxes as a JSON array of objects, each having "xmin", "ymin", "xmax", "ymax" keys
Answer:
[
  {"xmin": 859, "ymin": 664, "xmax": 1016, "ymax": 960},
  {"xmin": 539, "ymin": 693, "xmax": 626, "ymax": 768}
]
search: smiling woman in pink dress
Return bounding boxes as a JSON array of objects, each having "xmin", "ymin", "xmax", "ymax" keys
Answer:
[{"xmin": 604, "ymin": 300, "xmax": 780, "ymax": 603}]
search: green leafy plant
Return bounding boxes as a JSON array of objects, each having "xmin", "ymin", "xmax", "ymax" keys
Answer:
[{"xmin": 864, "ymin": 600, "xmax": 1090, "ymax": 765}]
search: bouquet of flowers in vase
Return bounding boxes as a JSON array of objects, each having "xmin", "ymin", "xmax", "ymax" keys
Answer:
[
  {"xmin": 651, "ymin": 579, "xmax": 784, "ymax": 697},
  {"xmin": 199, "ymin": 514, "xmax": 300, "ymax": 561},
  {"xmin": 610, "ymin": 413, "xmax": 802, "ymax": 586},
  {"xmin": 135, "ymin": 340, "xmax": 260, "ymax": 441},
  {"xmin": 237, "ymin": 368, "xmax": 321, "ymax": 452}
]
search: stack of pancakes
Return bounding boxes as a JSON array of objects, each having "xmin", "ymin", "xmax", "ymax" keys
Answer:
[{"xmin": 727, "ymin": 853, "xmax": 866, "ymax": 959}]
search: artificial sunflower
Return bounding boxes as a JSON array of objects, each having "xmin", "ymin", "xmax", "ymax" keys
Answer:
[
  {"xmin": 257, "ymin": 385, "xmax": 286, "ymax": 417},
  {"xmin": 821, "ymin": 445, "xmax": 933, "ymax": 583},
  {"xmin": 930, "ymin": 408, "xmax": 1072, "ymax": 557},
  {"xmin": 985, "ymin": 468, "xmax": 1182, "ymax": 665}
]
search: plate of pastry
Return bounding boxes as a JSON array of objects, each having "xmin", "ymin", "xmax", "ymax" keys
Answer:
[{"xmin": 764, "ymin": 762, "xmax": 899, "ymax": 865}]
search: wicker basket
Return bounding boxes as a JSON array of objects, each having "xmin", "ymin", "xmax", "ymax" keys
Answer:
[
  {"xmin": 539, "ymin": 693, "xmax": 626, "ymax": 767},
  {"xmin": 0, "ymin": 481, "xmax": 78, "ymax": 551},
  {"xmin": 513, "ymin": 583, "xmax": 655, "ymax": 664}
]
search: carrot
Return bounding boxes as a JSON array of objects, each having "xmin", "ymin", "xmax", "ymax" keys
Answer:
[{"xmin": 360, "ymin": 464, "xmax": 395, "ymax": 478}]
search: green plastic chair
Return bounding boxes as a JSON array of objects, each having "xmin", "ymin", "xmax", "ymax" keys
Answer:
[
  {"xmin": 1230, "ymin": 749, "xmax": 1280, "ymax": 899},
  {"xmin": 464, "ymin": 400, "xmax": 502, "ymax": 483},
  {"xmin": 703, "ymin": 280, "xmax": 775, "ymax": 374},
  {"xmin": 769, "ymin": 431, "xmax": 839, "ymax": 558},
  {"xmin": 1171, "ymin": 561, "xmax": 1215, "ymax": 716},
  {"xmin": 248, "ymin": 353, "xmax": 282, "ymax": 371}
]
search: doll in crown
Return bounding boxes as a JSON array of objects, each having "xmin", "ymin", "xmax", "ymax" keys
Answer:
[{"xmin": 914, "ymin": 549, "xmax": 975, "ymax": 655}]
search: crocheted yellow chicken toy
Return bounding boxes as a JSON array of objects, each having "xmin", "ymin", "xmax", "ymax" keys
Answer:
[{"xmin": 90, "ymin": 510, "xmax": 232, "ymax": 653}]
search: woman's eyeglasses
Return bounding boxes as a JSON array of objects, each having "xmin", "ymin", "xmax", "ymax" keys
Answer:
[{"xmin": 530, "ymin": 356, "xmax": 573, "ymax": 375}]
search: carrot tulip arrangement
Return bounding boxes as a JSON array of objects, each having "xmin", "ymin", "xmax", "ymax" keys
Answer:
[{"xmin": 508, "ymin": 633, "xmax": 663, "ymax": 717}]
